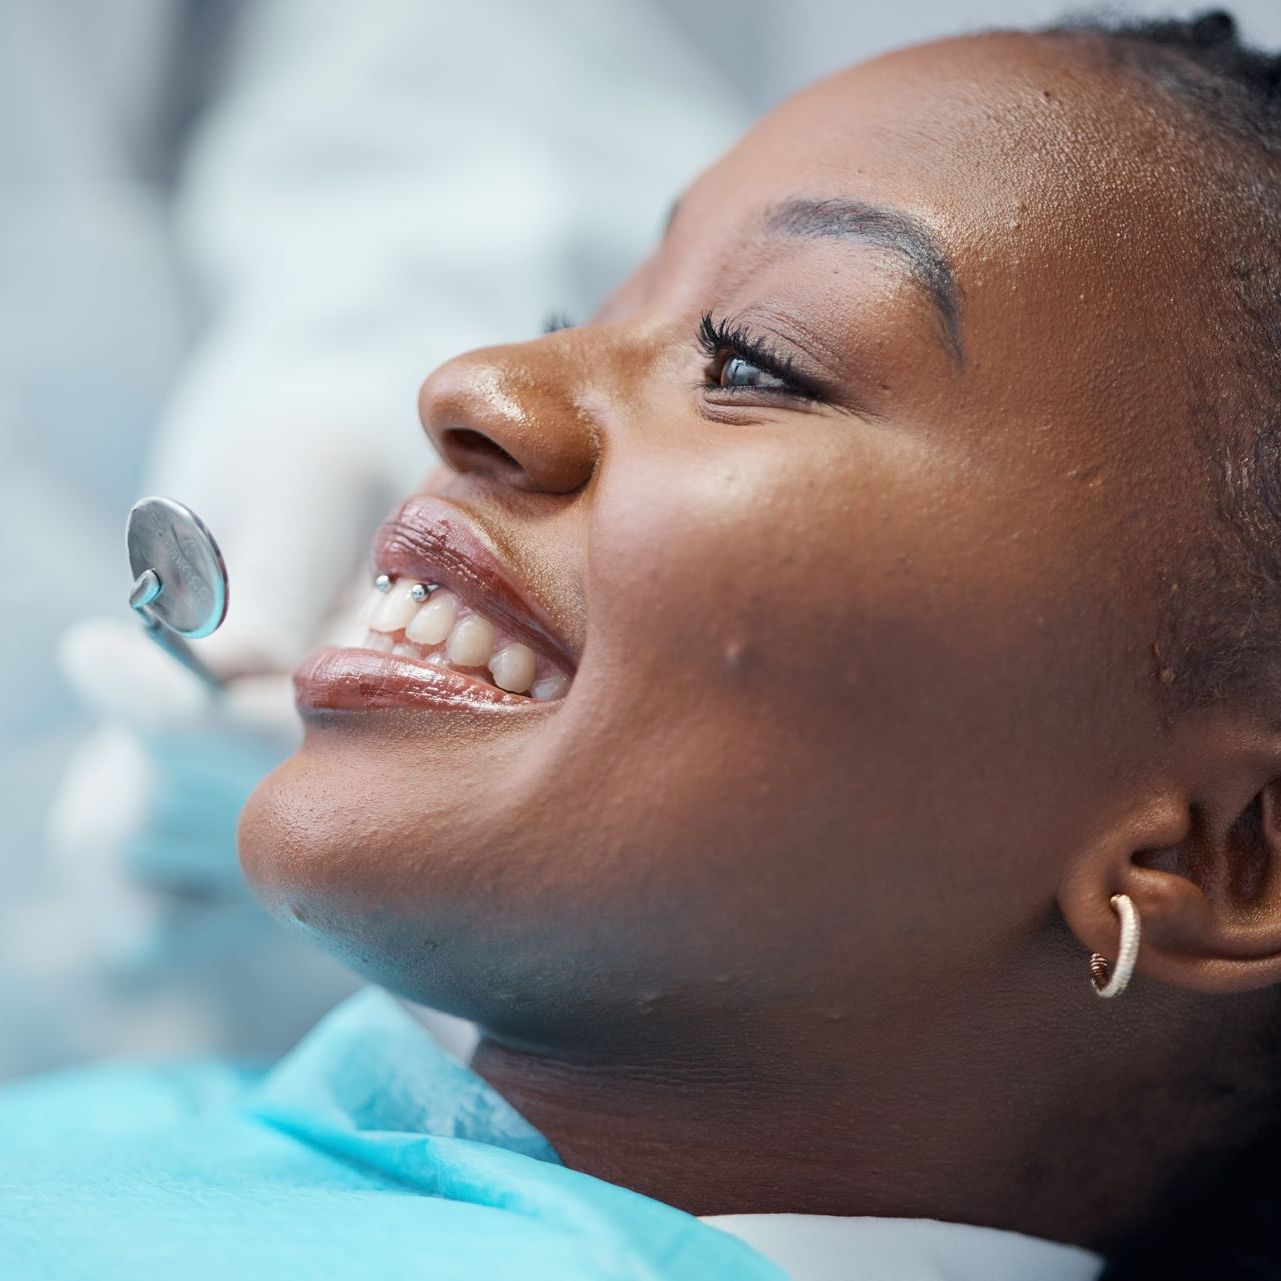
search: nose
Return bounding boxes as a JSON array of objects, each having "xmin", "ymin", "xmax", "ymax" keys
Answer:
[{"xmin": 418, "ymin": 342, "xmax": 598, "ymax": 494}]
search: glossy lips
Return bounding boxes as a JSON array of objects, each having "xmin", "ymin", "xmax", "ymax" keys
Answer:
[{"xmin": 295, "ymin": 496, "xmax": 576, "ymax": 715}]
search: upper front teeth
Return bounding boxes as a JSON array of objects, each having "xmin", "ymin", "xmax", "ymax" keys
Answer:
[
  {"xmin": 405, "ymin": 589, "xmax": 457, "ymax": 644},
  {"xmin": 368, "ymin": 578, "xmax": 422, "ymax": 633},
  {"xmin": 363, "ymin": 574, "xmax": 566, "ymax": 699}
]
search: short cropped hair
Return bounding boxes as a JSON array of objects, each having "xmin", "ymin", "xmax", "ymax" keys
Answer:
[{"xmin": 1053, "ymin": 12, "xmax": 1281, "ymax": 716}]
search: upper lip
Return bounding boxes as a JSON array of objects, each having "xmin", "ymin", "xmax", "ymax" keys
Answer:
[{"xmin": 372, "ymin": 495, "xmax": 578, "ymax": 672}]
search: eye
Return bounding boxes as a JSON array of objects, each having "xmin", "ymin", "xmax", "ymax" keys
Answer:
[
  {"xmin": 696, "ymin": 311, "xmax": 823, "ymax": 403},
  {"xmin": 717, "ymin": 355, "xmax": 791, "ymax": 392}
]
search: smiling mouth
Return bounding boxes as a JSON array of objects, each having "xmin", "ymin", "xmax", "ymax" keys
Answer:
[
  {"xmin": 294, "ymin": 496, "xmax": 577, "ymax": 715},
  {"xmin": 357, "ymin": 575, "xmax": 570, "ymax": 701}
]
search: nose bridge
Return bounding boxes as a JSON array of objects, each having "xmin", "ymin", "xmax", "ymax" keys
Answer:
[{"xmin": 419, "ymin": 338, "xmax": 599, "ymax": 495}]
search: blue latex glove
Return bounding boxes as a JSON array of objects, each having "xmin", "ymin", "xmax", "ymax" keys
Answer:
[{"xmin": 47, "ymin": 616, "xmax": 299, "ymax": 902}]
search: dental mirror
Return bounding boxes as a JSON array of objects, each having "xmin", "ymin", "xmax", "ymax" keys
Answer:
[{"xmin": 126, "ymin": 496, "xmax": 228, "ymax": 690}]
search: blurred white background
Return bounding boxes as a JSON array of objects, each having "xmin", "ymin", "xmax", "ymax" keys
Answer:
[{"xmin": 2, "ymin": 0, "xmax": 1279, "ymax": 1077}]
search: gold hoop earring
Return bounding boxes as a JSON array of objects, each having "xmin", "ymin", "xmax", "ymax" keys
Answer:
[{"xmin": 1089, "ymin": 893, "xmax": 1140, "ymax": 999}]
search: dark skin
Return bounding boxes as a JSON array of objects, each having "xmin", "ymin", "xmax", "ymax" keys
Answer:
[{"xmin": 240, "ymin": 32, "xmax": 1281, "ymax": 1254}]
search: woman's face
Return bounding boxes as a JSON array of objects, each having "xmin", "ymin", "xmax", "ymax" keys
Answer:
[{"xmin": 240, "ymin": 33, "xmax": 1216, "ymax": 1050}]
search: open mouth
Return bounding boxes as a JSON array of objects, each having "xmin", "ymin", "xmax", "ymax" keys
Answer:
[
  {"xmin": 358, "ymin": 574, "xmax": 569, "ymax": 701},
  {"xmin": 294, "ymin": 495, "xmax": 578, "ymax": 715}
]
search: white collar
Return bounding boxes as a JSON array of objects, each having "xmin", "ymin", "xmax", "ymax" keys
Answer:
[{"xmin": 700, "ymin": 1213, "xmax": 1104, "ymax": 1281}]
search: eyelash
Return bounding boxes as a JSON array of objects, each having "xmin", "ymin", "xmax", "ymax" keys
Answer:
[
  {"xmin": 696, "ymin": 312, "xmax": 823, "ymax": 402},
  {"xmin": 544, "ymin": 310, "xmax": 824, "ymax": 403},
  {"xmin": 542, "ymin": 310, "xmax": 575, "ymax": 334}
]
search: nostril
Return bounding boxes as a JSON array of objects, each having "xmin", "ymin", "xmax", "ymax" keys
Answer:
[
  {"xmin": 441, "ymin": 429, "xmax": 526, "ymax": 485},
  {"xmin": 420, "ymin": 353, "xmax": 597, "ymax": 493}
]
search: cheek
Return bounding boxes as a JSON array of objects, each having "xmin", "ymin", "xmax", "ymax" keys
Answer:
[
  {"xmin": 584, "ymin": 423, "xmax": 1124, "ymax": 922},
  {"xmin": 590, "ymin": 422, "xmax": 958, "ymax": 722}
]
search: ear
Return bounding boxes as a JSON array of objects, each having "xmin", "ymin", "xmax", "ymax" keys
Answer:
[{"xmin": 1059, "ymin": 730, "xmax": 1281, "ymax": 995}]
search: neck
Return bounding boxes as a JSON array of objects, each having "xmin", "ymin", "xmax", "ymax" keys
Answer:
[{"xmin": 469, "ymin": 948, "xmax": 1267, "ymax": 1253}]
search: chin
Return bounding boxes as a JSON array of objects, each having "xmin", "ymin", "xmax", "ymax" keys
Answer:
[
  {"xmin": 236, "ymin": 734, "xmax": 766, "ymax": 1053},
  {"xmin": 236, "ymin": 741, "xmax": 615, "ymax": 1043},
  {"xmin": 240, "ymin": 745, "xmax": 497, "ymax": 994}
]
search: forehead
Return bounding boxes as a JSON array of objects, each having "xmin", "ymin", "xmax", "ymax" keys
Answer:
[{"xmin": 696, "ymin": 32, "xmax": 1204, "ymax": 263}]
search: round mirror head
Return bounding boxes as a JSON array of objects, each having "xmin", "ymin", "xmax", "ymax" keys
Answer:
[{"xmin": 126, "ymin": 497, "xmax": 229, "ymax": 639}]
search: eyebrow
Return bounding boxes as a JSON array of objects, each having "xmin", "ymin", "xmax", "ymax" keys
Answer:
[{"xmin": 765, "ymin": 198, "xmax": 963, "ymax": 363}]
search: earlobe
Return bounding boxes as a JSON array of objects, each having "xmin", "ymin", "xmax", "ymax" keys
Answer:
[{"xmin": 1059, "ymin": 775, "xmax": 1281, "ymax": 996}]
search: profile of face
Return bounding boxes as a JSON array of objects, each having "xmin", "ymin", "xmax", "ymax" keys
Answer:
[{"xmin": 241, "ymin": 30, "xmax": 1281, "ymax": 1228}]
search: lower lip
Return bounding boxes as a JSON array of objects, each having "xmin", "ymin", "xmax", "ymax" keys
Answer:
[{"xmin": 294, "ymin": 646, "xmax": 546, "ymax": 714}]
